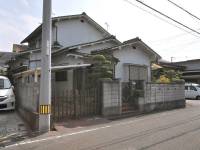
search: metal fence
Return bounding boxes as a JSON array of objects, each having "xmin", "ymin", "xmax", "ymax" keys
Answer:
[{"xmin": 51, "ymin": 88, "xmax": 102, "ymax": 122}]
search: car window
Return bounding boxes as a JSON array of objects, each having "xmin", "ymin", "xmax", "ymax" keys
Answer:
[
  {"xmin": 185, "ymin": 86, "xmax": 188, "ymax": 90},
  {"xmin": 190, "ymin": 86, "xmax": 197, "ymax": 91},
  {"xmin": 0, "ymin": 79, "xmax": 11, "ymax": 89}
]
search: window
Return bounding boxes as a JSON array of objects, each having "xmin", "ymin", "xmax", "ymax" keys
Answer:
[
  {"xmin": 190, "ymin": 86, "xmax": 197, "ymax": 91},
  {"xmin": 128, "ymin": 65, "xmax": 148, "ymax": 81},
  {"xmin": 185, "ymin": 86, "xmax": 188, "ymax": 90},
  {"xmin": 55, "ymin": 71, "xmax": 67, "ymax": 81},
  {"xmin": 0, "ymin": 79, "xmax": 11, "ymax": 89}
]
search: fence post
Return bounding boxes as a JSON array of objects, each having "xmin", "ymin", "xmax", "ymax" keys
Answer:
[{"xmin": 73, "ymin": 89, "xmax": 77, "ymax": 119}]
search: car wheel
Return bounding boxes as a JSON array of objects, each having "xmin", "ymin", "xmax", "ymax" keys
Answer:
[{"xmin": 196, "ymin": 96, "xmax": 200, "ymax": 100}]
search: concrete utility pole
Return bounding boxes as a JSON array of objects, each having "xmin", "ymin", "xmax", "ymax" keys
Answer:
[
  {"xmin": 171, "ymin": 57, "xmax": 175, "ymax": 63},
  {"xmin": 39, "ymin": 0, "xmax": 52, "ymax": 132}
]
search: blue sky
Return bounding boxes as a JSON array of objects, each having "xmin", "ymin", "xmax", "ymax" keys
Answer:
[{"xmin": 0, "ymin": 0, "xmax": 200, "ymax": 61}]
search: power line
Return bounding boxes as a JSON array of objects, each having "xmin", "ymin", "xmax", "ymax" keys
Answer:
[
  {"xmin": 157, "ymin": 38, "xmax": 200, "ymax": 50},
  {"xmin": 151, "ymin": 28, "xmax": 200, "ymax": 44},
  {"xmin": 123, "ymin": 0, "xmax": 200, "ymax": 38},
  {"xmin": 150, "ymin": 28, "xmax": 200, "ymax": 45},
  {"xmin": 167, "ymin": 0, "xmax": 200, "ymax": 22},
  {"xmin": 130, "ymin": 0, "xmax": 200, "ymax": 35}
]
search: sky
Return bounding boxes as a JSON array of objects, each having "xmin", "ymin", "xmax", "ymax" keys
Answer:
[{"xmin": 0, "ymin": 0, "xmax": 200, "ymax": 62}]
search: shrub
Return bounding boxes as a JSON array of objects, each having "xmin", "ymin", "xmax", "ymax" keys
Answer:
[{"xmin": 156, "ymin": 75, "xmax": 170, "ymax": 83}]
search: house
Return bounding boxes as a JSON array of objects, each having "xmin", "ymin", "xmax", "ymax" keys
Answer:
[
  {"xmin": 9, "ymin": 12, "xmax": 118, "ymax": 72},
  {"xmin": 9, "ymin": 12, "xmax": 186, "ymax": 130},
  {"xmin": 155, "ymin": 59, "xmax": 200, "ymax": 84},
  {"xmin": 173, "ymin": 59, "xmax": 200, "ymax": 84},
  {"xmin": 10, "ymin": 12, "xmax": 160, "ymax": 84}
]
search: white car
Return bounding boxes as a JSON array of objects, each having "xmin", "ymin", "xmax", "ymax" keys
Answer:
[
  {"xmin": 185, "ymin": 83, "xmax": 200, "ymax": 100},
  {"xmin": 0, "ymin": 76, "xmax": 15, "ymax": 110}
]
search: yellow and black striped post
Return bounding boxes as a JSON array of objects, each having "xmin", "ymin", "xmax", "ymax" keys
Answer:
[{"xmin": 39, "ymin": 105, "xmax": 51, "ymax": 115}]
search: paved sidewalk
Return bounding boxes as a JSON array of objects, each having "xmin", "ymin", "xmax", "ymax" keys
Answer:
[{"xmin": 0, "ymin": 111, "xmax": 29, "ymax": 148}]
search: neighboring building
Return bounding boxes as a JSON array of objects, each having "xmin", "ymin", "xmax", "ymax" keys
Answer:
[
  {"xmin": 158, "ymin": 59, "xmax": 184, "ymax": 70},
  {"xmin": 173, "ymin": 59, "xmax": 200, "ymax": 84},
  {"xmin": 13, "ymin": 44, "xmax": 28, "ymax": 53}
]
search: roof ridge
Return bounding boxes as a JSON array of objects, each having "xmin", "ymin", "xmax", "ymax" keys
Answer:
[{"xmin": 21, "ymin": 12, "xmax": 112, "ymax": 44}]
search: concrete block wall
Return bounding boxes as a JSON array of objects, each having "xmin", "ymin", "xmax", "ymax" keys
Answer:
[
  {"xmin": 15, "ymin": 81, "xmax": 40, "ymax": 131},
  {"xmin": 142, "ymin": 83, "xmax": 185, "ymax": 112},
  {"xmin": 102, "ymin": 80, "xmax": 121, "ymax": 116},
  {"xmin": 16, "ymin": 82, "xmax": 39, "ymax": 112}
]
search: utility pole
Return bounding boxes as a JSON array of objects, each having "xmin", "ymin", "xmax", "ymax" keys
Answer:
[
  {"xmin": 39, "ymin": 0, "xmax": 52, "ymax": 132},
  {"xmin": 171, "ymin": 57, "xmax": 175, "ymax": 63}
]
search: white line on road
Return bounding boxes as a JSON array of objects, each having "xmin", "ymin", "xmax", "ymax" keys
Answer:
[
  {"xmin": 4, "ymin": 108, "xmax": 194, "ymax": 149},
  {"xmin": 4, "ymin": 125, "xmax": 111, "ymax": 149},
  {"xmin": 4, "ymin": 116, "xmax": 149, "ymax": 149}
]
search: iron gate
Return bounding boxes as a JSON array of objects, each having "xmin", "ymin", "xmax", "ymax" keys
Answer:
[{"xmin": 122, "ymin": 82, "xmax": 145, "ymax": 112}]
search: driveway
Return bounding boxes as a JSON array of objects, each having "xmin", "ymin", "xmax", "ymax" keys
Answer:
[{"xmin": 0, "ymin": 111, "xmax": 29, "ymax": 148}]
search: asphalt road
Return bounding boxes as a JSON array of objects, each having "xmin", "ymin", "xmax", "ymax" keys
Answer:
[
  {"xmin": 0, "ymin": 111, "xmax": 29, "ymax": 148},
  {"xmin": 3, "ymin": 100, "xmax": 200, "ymax": 150}
]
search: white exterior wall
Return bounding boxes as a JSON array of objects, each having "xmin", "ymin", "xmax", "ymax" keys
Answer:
[
  {"xmin": 30, "ymin": 18, "xmax": 109, "ymax": 51},
  {"xmin": 52, "ymin": 55, "xmax": 84, "ymax": 93},
  {"xmin": 54, "ymin": 18, "xmax": 106, "ymax": 47},
  {"xmin": 113, "ymin": 45, "xmax": 151, "ymax": 82},
  {"xmin": 53, "ymin": 70, "xmax": 74, "ymax": 94}
]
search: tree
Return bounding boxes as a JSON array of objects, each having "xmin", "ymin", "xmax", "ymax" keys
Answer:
[{"xmin": 87, "ymin": 54, "xmax": 114, "ymax": 87}]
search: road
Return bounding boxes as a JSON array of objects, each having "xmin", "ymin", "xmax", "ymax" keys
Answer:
[
  {"xmin": 3, "ymin": 100, "xmax": 200, "ymax": 150},
  {"xmin": 0, "ymin": 111, "xmax": 29, "ymax": 148}
]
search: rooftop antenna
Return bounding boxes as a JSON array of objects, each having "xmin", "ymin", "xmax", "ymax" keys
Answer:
[{"xmin": 105, "ymin": 22, "xmax": 109, "ymax": 31}]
